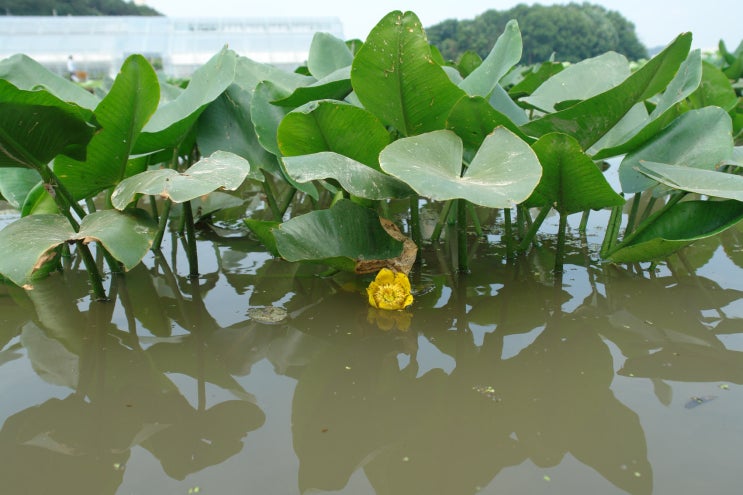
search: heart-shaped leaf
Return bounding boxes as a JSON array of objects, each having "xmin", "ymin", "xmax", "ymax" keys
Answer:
[
  {"xmin": 379, "ymin": 128, "xmax": 542, "ymax": 208},
  {"xmin": 307, "ymin": 32, "xmax": 354, "ymax": 79}
]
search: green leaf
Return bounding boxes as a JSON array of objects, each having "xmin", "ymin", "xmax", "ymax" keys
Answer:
[
  {"xmin": 459, "ymin": 19, "xmax": 522, "ymax": 97},
  {"xmin": 521, "ymin": 52, "xmax": 630, "ymax": 113},
  {"xmin": 351, "ymin": 11, "xmax": 466, "ymax": 136},
  {"xmin": 20, "ymin": 181, "xmax": 57, "ymax": 216},
  {"xmin": 0, "ymin": 53, "xmax": 99, "ymax": 111},
  {"xmin": 446, "ymin": 95, "xmax": 532, "ymax": 149},
  {"xmin": 307, "ymin": 32, "xmax": 354, "ymax": 79},
  {"xmin": 277, "ymin": 100, "xmax": 391, "ymax": 169},
  {"xmin": 0, "ymin": 168, "xmax": 41, "ymax": 210},
  {"xmin": 134, "ymin": 47, "xmax": 237, "ymax": 153},
  {"xmin": 111, "ymin": 151, "xmax": 254, "ymax": 209},
  {"xmin": 619, "ymin": 107, "xmax": 734, "ymax": 193},
  {"xmin": 521, "ymin": 32, "xmax": 692, "ymax": 149},
  {"xmin": 0, "ymin": 80, "xmax": 96, "ymax": 169},
  {"xmin": 636, "ymin": 161, "xmax": 743, "ymax": 201},
  {"xmin": 251, "ymin": 80, "xmax": 291, "ymax": 157},
  {"xmin": 282, "ymin": 152, "xmax": 412, "ymax": 200},
  {"xmin": 54, "ymin": 55, "xmax": 160, "ymax": 200},
  {"xmin": 526, "ymin": 133, "xmax": 624, "ymax": 214},
  {"xmin": 76, "ymin": 209, "xmax": 158, "ymax": 270},
  {"xmin": 607, "ymin": 200, "xmax": 743, "ymax": 263},
  {"xmin": 379, "ymin": 128, "xmax": 542, "ymax": 208},
  {"xmin": 591, "ymin": 49, "xmax": 702, "ymax": 158},
  {"xmin": 267, "ymin": 199, "xmax": 403, "ymax": 271},
  {"xmin": 688, "ymin": 61, "xmax": 739, "ymax": 111},
  {"xmin": 197, "ymin": 84, "xmax": 280, "ymax": 175},
  {"xmin": 271, "ymin": 67, "xmax": 353, "ymax": 108},
  {"xmin": 0, "ymin": 214, "xmax": 72, "ymax": 287}
]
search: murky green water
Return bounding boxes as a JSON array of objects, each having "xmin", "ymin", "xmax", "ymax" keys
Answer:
[{"xmin": 2, "ymin": 207, "xmax": 743, "ymax": 495}]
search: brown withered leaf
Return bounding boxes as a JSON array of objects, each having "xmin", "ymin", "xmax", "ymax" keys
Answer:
[{"xmin": 355, "ymin": 217, "xmax": 417, "ymax": 275}]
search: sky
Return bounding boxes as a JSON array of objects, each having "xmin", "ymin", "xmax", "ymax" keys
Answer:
[{"xmin": 140, "ymin": 0, "xmax": 741, "ymax": 51}]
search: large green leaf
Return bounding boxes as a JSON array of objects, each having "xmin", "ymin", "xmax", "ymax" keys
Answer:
[
  {"xmin": 111, "ymin": 151, "xmax": 255, "ymax": 209},
  {"xmin": 618, "ymin": 107, "xmax": 734, "ymax": 193},
  {"xmin": 282, "ymin": 152, "xmax": 412, "ymax": 200},
  {"xmin": 636, "ymin": 161, "xmax": 743, "ymax": 201},
  {"xmin": 521, "ymin": 33, "xmax": 692, "ymax": 149},
  {"xmin": 687, "ymin": 60, "xmax": 739, "ymax": 111},
  {"xmin": 54, "ymin": 55, "xmax": 160, "ymax": 200},
  {"xmin": 0, "ymin": 214, "xmax": 73, "ymax": 287},
  {"xmin": 351, "ymin": 11, "xmax": 465, "ymax": 136},
  {"xmin": 591, "ymin": 49, "xmax": 702, "ymax": 158},
  {"xmin": 0, "ymin": 168, "xmax": 41, "ymax": 209},
  {"xmin": 527, "ymin": 133, "xmax": 624, "ymax": 214},
  {"xmin": 379, "ymin": 128, "xmax": 542, "ymax": 208},
  {"xmin": 606, "ymin": 200, "xmax": 743, "ymax": 263},
  {"xmin": 251, "ymin": 80, "xmax": 292, "ymax": 157},
  {"xmin": 0, "ymin": 80, "xmax": 96, "ymax": 168},
  {"xmin": 0, "ymin": 209, "xmax": 158, "ymax": 286},
  {"xmin": 0, "ymin": 53, "xmax": 99, "ymax": 111},
  {"xmin": 271, "ymin": 67, "xmax": 352, "ymax": 108},
  {"xmin": 197, "ymin": 84, "xmax": 279, "ymax": 175},
  {"xmin": 245, "ymin": 199, "xmax": 403, "ymax": 272},
  {"xmin": 277, "ymin": 100, "xmax": 390, "ymax": 169},
  {"xmin": 521, "ymin": 51, "xmax": 630, "ymax": 113},
  {"xmin": 307, "ymin": 32, "xmax": 354, "ymax": 79},
  {"xmin": 75, "ymin": 209, "xmax": 158, "ymax": 270},
  {"xmin": 459, "ymin": 19, "xmax": 522, "ymax": 97},
  {"xmin": 134, "ymin": 47, "xmax": 237, "ymax": 153},
  {"xmin": 446, "ymin": 95, "xmax": 531, "ymax": 149}
]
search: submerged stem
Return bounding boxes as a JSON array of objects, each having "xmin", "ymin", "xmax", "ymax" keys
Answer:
[
  {"xmin": 554, "ymin": 212, "xmax": 568, "ymax": 274},
  {"xmin": 183, "ymin": 200, "xmax": 199, "ymax": 279},
  {"xmin": 457, "ymin": 198, "xmax": 468, "ymax": 272}
]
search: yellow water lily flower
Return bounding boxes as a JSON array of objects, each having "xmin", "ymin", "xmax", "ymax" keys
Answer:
[{"xmin": 366, "ymin": 268, "xmax": 413, "ymax": 310}]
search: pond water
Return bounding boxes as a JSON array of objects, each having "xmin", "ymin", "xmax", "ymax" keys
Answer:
[{"xmin": 1, "ymin": 203, "xmax": 743, "ymax": 495}]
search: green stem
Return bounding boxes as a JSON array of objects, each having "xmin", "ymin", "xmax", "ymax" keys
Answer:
[
  {"xmin": 151, "ymin": 200, "xmax": 172, "ymax": 251},
  {"xmin": 554, "ymin": 211, "xmax": 568, "ymax": 274},
  {"xmin": 625, "ymin": 193, "xmax": 641, "ymax": 236},
  {"xmin": 504, "ymin": 208, "xmax": 513, "ymax": 261},
  {"xmin": 410, "ymin": 193, "xmax": 421, "ymax": 248},
  {"xmin": 78, "ymin": 240, "xmax": 108, "ymax": 301},
  {"xmin": 578, "ymin": 210, "xmax": 590, "ymax": 233},
  {"xmin": 431, "ymin": 200, "xmax": 453, "ymax": 242},
  {"xmin": 517, "ymin": 205, "xmax": 551, "ymax": 252},
  {"xmin": 600, "ymin": 205, "xmax": 623, "ymax": 259},
  {"xmin": 183, "ymin": 200, "xmax": 199, "ymax": 279},
  {"xmin": 149, "ymin": 195, "xmax": 160, "ymax": 223},
  {"xmin": 262, "ymin": 174, "xmax": 282, "ymax": 220},
  {"xmin": 457, "ymin": 198, "xmax": 468, "ymax": 272},
  {"xmin": 467, "ymin": 203, "xmax": 483, "ymax": 237}
]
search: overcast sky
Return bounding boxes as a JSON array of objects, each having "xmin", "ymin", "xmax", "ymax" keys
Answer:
[{"xmin": 141, "ymin": 0, "xmax": 741, "ymax": 51}]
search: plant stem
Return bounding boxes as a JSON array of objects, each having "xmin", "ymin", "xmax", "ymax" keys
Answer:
[
  {"xmin": 467, "ymin": 203, "xmax": 483, "ymax": 237},
  {"xmin": 78, "ymin": 240, "xmax": 108, "ymax": 301},
  {"xmin": 625, "ymin": 193, "xmax": 641, "ymax": 236},
  {"xmin": 457, "ymin": 198, "xmax": 469, "ymax": 272},
  {"xmin": 518, "ymin": 205, "xmax": 551, "ymax": 252},
  {"xmin": 431, "ymin": 200, "xmax": 453, "ymax": 242},
  {"xmin": 183, "ymin": 200, "xmax": 199, "ymax": 279},
  {"xmin": 600, "ymin": 205, "xmax": 623, "ymax": 259},
  {"xmin": 152, "ymin": 199, "xmax": 172, "ymax": 251},
  {"xmin": 410, "ymin": 193, "xmax": 421, "ymax": 248},
  {"xmin": 504, "ymin": 208, "xmax": 513, "ymax": 261},
  {"xmin": 149, "ymin": 195, "xmax": 160, "ymax": 223},
  {"xmin": 554, "ymin": 211, "xmax": 568, "ymax": 274},
  {"xmin": 578, "ymin": 210, "xmax": 590, "ymax": 233}
]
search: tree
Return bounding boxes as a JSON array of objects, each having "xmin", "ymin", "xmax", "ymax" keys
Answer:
[
  {"xmin": 1, "ymin": 0, "xmax": 161, "ymax": 15},
  {"xmin": 426, "ymin": 2, "xmax": 647, "ymax": 64}
]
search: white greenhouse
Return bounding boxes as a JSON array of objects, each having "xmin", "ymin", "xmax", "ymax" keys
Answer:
[{"xmin": 0, "ymin": 16, "xmax": 344, "ymax": 78}]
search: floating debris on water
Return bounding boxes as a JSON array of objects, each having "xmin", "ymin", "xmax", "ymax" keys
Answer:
[
  {"xmin": 685, "ymin": 395, "xmax": 717, "ymax": 409},
  {"xmin": 472, "ymin": 385, "xmax": 501, "ymax": 402},
  {"xmin": 247, "ymin": 306, "xmax": 288, "ymax": 324}
]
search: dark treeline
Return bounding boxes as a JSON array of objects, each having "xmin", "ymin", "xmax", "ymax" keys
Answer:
[
  {"xmin": 1, "ymin": 0, "xmax": 161, "ymax": 15},
  {"xmin": 427, "ymin": 2, "xmax": 648, "ymax": 64}
]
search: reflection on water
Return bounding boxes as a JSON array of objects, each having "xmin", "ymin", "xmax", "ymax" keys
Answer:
[{"xmin": 1, "ymin": 228, "xmax": 743, "ymax": 495}]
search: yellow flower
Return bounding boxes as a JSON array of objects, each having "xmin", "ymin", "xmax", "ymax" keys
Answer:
[{"xmin": 366, "ymin": 268, "xmax": 413, "ymax": 310}]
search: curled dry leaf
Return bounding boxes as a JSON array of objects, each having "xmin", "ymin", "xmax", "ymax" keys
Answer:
[{"xmin": 355, "ymin": 217, "xmax": 417, "ymax": 275}]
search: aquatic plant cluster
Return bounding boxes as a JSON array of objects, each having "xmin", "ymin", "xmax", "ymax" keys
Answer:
[{"xmin": 0, "ymin": 10, "xmax": 742, "ymax": 303}]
